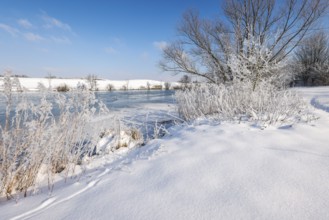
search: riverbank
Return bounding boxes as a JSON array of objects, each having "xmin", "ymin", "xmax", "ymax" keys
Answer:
[{"xmin": 0, "ymin": 77, "xmax": 181, "ymax": 91}]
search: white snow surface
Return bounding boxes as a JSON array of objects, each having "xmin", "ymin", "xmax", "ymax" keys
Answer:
[{"xmin": 1, "ymin": 87, "xmax": 329, "ymax": 220}]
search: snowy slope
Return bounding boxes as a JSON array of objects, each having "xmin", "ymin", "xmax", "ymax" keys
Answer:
[{"xmin": 1, "ymin": 87, "xmax": 329, "ymax": 220}]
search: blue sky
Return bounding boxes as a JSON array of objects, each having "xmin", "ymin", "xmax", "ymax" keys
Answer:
[{"xmin": 0, "ymin": 0, "xmax": 221, "ymax": 81}]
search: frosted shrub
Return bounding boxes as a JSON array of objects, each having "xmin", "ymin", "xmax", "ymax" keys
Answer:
[
  {"xmin": 96, "ymin": 126, "xmax": 143, "ymax": 154},
  {"xmin": 56, "ymin": 84, "xmax": 70, "ymax": 92},
  {"xmin": 176, "ymin": 80, "xmax": 307, "ymax": 125},
  {"xmin": 0, "ymin": 73, "xmax": 109, "ymax": 199},
  {"xmin": 175, "ymin": 35, "xmax": 309, "ymax": 125}
]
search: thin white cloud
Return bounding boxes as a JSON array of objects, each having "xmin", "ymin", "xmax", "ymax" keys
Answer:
[
  {"xmin": 1, "ymin": 15, "xmax": 73, "ymax": 45},
  {"xmin": 51, "ymin": 36, "xmax": 71, "ymax": 44},
  {"xmin": 105, "ymin": 47, "xmax": 117, "ymax": 54},
  {"xmin": 153, "ymin": 41, "xmax": 168, "ymax": 50},
  {"xmin": 42, "ymin": 13, "xmax": 72, "ymax": 31},
  {"xmin": 24, "ymin": 32, "xmax": 44, "ymax": 42},
  {"xmin": 18, "ymin": 19, "xmax": 33, "ymax": 29},
  {"xmin": 0, "ymin": 23, "xmax": 19, "ymax": 37}
]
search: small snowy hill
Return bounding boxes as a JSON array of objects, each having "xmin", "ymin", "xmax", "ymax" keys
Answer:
[{"xmin": 1, "ymin": 87, "xmax": 329, "ymax": 220}]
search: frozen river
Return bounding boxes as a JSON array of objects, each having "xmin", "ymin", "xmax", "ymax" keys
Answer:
[{"xmin": 0, "ymin": 90, "xmax": 179, "ymax": 136}]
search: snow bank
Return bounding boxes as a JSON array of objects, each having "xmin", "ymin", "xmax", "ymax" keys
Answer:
[
  {"xmin": 0, "ymin": 77, "xmax": 180, "ymax": 91},
  {"xmin": 1, "ymin": 87, "xmax": 329, "ymax": 219}
]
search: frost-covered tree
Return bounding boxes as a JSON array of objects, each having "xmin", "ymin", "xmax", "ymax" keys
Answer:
[
  {"xmin": 146, "ymin": 81, "xmax": 151, "ymax": 90},
  {"xmin": 164, "ymin": 82, "xmax": 171, "ymax": 90},
  {"xmin": 160, "ymin": 0, "xmax": 328, "ymax": 87},
  {"xmin": 228, "ymin": 36, "xmax": 293, "ymax": 90},
  {"xmin": 86, "ymin": 74, "xmax": 98, "ymax": 91},
  {"xmin": 106, "ymin": 83, "xmax": 115, "ymax": 91},
  {"xmin": 293, "ymin": 32, "xmax": 329, "ymax": 86},
  {"xmin": 46, "ymin": 73, "xmax": 56, "ymax": 90},
  {"xmin": 179, "ymin": 74, "xmax": 192, "ymax": 84}
]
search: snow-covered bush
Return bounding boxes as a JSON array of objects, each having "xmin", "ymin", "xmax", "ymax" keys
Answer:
[
  {"xmin": 0, "ymin": 73, "xmax": 109, "ymax": 199},
  {"xmin": 175, "ymin": 35, "xmax": 308, "ymax": 125},
  {"xmin": 56, "ymin": 84, "xmax": 70, "ymax": 92},
  {"xmin": 176, "ymin": 81, "xmax": 307, "ymax": 125},
  {"xmin": 96, "ymin": 127, "xmax": 143, "ymax": 154}
]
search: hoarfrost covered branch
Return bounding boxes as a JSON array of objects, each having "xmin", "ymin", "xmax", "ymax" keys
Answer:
[{"xmin": 161, "ymin": 0, "xmax": 328, "ymax": 85}]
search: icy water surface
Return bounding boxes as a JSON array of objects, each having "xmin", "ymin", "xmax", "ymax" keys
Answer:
[
  {"xmin": 0, "ymin": 90, "xmax": 178, "ymax": 136},
  {"xmin": 96, "ymin": 90, "xmax": 175, "ymax": 109}
]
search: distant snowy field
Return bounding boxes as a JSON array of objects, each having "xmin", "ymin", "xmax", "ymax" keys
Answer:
[
  {"xmin": 0, "ymin": 77, "xmax": 180, "ymax": 91},
  {"xmin": 1, "ymin": 87, "xmax": 329, "ymax": 220}
]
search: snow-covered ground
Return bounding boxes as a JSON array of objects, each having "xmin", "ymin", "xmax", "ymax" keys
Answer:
[
  {"xmin": 0, "ymin": 77, "xmax": 180, "ymax": 91},
  {"xmin": 1, "ymin": 87, "xmax": 329, "ymax": 220}
]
